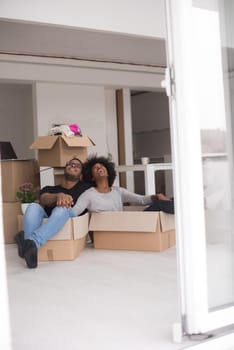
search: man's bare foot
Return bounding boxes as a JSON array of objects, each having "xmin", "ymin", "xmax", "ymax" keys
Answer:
[{"xmin": 157, "ymin": 193, "xmax": 171, "ymax": 201}]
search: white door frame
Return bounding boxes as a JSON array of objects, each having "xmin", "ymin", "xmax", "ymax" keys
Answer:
[{"xmin": 165, "ymin": 0, "xmax": 234, "ymax": 335}]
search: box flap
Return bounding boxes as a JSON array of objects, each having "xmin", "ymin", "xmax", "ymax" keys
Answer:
[
  {"xmin": 30, "ymin": 136, "xmax": 58, "ymax": 150},
  {"xmin": 46, "ymin": 218, "xmax": 73, "ymax": 240},
  {"xmin": 72, "ymin": 212, "xmax": 90, "ymax": 239},
  {"xmin": 61, "ymin": 135, "xmax": 95, "ymax": 147},
  {"xmin": 159, "ymin": 212, "xmax": 175, "ymax": 232},
  {"xmin": 89, "ymin": 211, "xmax": 159, "ymax": 232}
]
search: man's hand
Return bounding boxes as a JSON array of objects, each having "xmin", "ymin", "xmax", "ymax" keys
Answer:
[{"xmin": 56, "ymin": 193, "xmax": 74, "ymax": 207}]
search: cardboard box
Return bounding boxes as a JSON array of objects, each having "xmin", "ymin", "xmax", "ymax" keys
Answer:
[
  {"xmin": 17, "ymin": 212, "xmax": 90, "ymax": 261},
  {"xmin": 53, "ymin": 167, "xmax": 65, "ymax": 186},
  {"xmin": 123, "ymin": 205, "xmax": 146, "ymax": 211},
  {"xmin": 1, "ymin": 159, "xmax": 40, "ymax": 202},
  {"xmin": 30, "ymin": 135, "xmax": 95, "ymax": 167},
  {"xmin": 3, "ymin": 202, "xmax": 22, "ymax": 243},
  {"xmin": 89, "ymin": 211, "xmax": 175, "ymax": 252}
]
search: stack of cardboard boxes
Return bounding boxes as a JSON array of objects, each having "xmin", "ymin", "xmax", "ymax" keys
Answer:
[{"xmin": 2, "ymin": 159, "xmax": 40, "ymax": 243}]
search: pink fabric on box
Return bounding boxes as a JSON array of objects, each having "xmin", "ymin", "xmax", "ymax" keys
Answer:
[{"xmin": 69, "ymin": 124, "xmax": 82, "ymax": 135}]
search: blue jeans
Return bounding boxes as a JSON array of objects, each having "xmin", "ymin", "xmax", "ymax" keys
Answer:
[{"xmin": 23, "ymin": 203, "xmax": 76, "ymax": 248}]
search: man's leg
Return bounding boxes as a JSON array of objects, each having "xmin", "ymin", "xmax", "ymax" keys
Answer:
[
  {"xmin": 23, "ymin": 206, "xmax": 75, "ymax": 268},
  {"xmin": 15, "ymin": 203, "xmax": 47, "ymax": 258},
  {"xmin": 23, "ymin": 202, "xmax": 47, "ymax": 239},
  {"xmin": 29, "ymin": 206, "xmax": 75, "ymax": 247}
]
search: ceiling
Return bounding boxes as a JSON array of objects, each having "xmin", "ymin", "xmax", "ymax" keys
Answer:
[{"xmin": 0, "ymin": 20, "xmax": 167, "ymax": 67}]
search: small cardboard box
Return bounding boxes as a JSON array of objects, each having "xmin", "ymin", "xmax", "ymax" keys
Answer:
[
  {"xmin": 17, "ymin": 212, "xmax": 89, "ymax": 261},
  {"xmin": 89, "ymin": 211, "xmax": 175, "ymax": 252},
  {"xmin": 3, "ymin": 202, "xmax": 22, "ymax": 243},
  {"xmin": 1, "ymin": 159, "xmax": 40, "ymax": 202},
  {"xmin": 30, "ymin": 135, "xmax": 95, "ymax": 167}
]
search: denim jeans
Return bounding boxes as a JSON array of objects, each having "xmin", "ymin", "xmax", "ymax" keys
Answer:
[
  {"xmin": 23, "ymin": 203, "xmax": 76, "ymax": 248},
  {"xmin": 144, "ymin": 199, "xmax": 174, "ymax": 214}
]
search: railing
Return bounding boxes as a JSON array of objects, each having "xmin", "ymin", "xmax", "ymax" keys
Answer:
[{"xmin": 116, "ymin": 163, "xmax": 173, "ymax": 195}]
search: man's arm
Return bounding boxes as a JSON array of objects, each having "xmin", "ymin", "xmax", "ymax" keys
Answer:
[{"xmin": 40, "ymin": 192, "xmax": 74, "ymax": 208}]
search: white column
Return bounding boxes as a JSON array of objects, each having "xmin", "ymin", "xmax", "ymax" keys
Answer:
[{"xmin": 122, "ymin": 88, "xmax": 134, "ymax": 192}]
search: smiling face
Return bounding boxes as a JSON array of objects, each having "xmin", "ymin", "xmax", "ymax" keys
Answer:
[
  {"xmin": 64, "ymin": 159, "xmax": 83, "ymax": 181},
  {"xmin": 91, "ymin": 162, "xmax": 109, "ymax": 181},
  {"xmin": 83, "ymin": 156, "xmax": 116, "ymax": 187}
]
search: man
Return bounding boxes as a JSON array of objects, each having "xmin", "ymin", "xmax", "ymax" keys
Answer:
[{"xmin": 15, "ymin": 157, "xmax": 91, "ymax": 269}]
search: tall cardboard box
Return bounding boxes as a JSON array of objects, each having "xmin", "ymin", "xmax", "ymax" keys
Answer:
[
  {"xmin": 89, "ymin": 211, "xmax": 175, "ymax": 252},
  {"xmin": 30, "ymin": 135, "xmax": 95, "ymax": 167},
  {"xmin": 3, "ymin": 202, "xmax": 22, "ymax": 243},
  {"xmin": 1, "ymin": 159, "xmax": 40, "ymax": 202},
  {"xmin": 17, "ymin": 213, "xmax": 89, "ymax": 261}
]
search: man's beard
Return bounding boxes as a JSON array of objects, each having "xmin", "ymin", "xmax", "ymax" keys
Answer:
[{"xmin": 64, "ymin": 172, "xmax": 80, "ymax": 182}]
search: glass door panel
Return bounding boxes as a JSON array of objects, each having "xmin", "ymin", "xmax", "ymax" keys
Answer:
[
  {"xmin": 165, "ymin": 0, "xmax": 234, "ymax": 334},
  {"xmin": 192, "ymin": 0, "xmax": 234, "ymax": 311}
]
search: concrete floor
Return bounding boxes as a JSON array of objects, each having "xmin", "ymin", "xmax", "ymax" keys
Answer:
[{"xmin": 5, "ymin": 242, "xmax": 231, "ymax": 350}]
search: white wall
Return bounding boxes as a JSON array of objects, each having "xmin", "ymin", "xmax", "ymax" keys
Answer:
[
  {"xmin": 0, "ymin": 0, "xmax": 166, "ymax": 38},
  {"xmin": 0, "ymin": 83, "xmax": 34, "ymax": 159},
  {"xmin": 35, "ymin": 83, "xmax": 108, "ymax": 154},
  {"xmin": 34, "ymin": 82, "xmax": 117, "ymax": 185}
]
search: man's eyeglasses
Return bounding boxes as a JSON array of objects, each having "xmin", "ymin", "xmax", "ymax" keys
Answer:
[{"xmin": 66, "ymin": 161, "xmax": 82, "ymax": 169}]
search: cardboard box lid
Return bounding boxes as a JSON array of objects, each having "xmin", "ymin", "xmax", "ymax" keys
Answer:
[
  {"xmin": 62, "ymin": 135, "xmax": 95, "ymax": 147},
  {"xmin": 72, "ymin": 212, "xmax": 90, "ymax": 239},
  {"xmin": 30, "ymin": 136, "xmax": 57, "ymax": 150},
  {"xmin": 30, "ymin": 135, "xmax": 95, "ymax": 150},
  {"xmin": 160, "ymin": 212, "xmax": 175, "ymax": 232},
  {"xmin": 89, "ymin": 212, "xmax": 159, "ymax": 233}
]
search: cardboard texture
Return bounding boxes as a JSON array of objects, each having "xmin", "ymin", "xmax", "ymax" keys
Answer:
[
  {"xmin": 54, "ymin": 174, "xmax": 64, "ymax": 186},
  {"xmin": 17, "ymin": 212, "xmax": 89, "ymax": 261},
  {"xmin": 53, "ymin": 167, "xmax": 65, "ymax": 186},
  {"xmin": 123, "ymin": 205, "xmax": 146, "ymax": 211},
  {"xmin": 1, "ymin": 159, "xmax": 40, "ymax": 202},
  {"xmin": 38, "ymin": 237, "xmax": 86, "ymax": 261},
  {"xmin": 30, "ymin": 135, "xmax": 95, "ymax": 167},
  {"xmin": 3, "ymin": 202, "xmax": 22, "ymax": 243},
  {"xmin": 89, "ymin": 211, "xmax": 175, "ymax": 252}
]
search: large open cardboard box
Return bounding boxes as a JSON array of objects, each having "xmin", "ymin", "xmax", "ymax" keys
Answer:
[
  {"xmin": 1, "ymin": 159, "xmax": 40, "ymax": 202},
  {"xmin": 17, "ymin": 213, "xmax": 89, "ymax": 261},
  {"xmin": 30, "ymin": 135, "xmax": 95, "ymax": 167},
  {"xmin": 89, "ymin": 211, "xmax": 175, "ymax": 252}
]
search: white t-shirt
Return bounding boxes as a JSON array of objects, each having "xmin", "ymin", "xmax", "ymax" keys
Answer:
[{"xmin": 72, "ymin": 186, "xmax": 152, "ymax": 216}]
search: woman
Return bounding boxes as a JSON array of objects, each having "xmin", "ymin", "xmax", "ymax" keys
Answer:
[{"xmin": 72, "ymin": 156, "xmax": 174, "ymax": 216}]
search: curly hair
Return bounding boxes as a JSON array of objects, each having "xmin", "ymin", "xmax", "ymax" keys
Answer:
[{"xmin": 83, "ymin": 155, "xmax": 116, "ymax": 187}]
